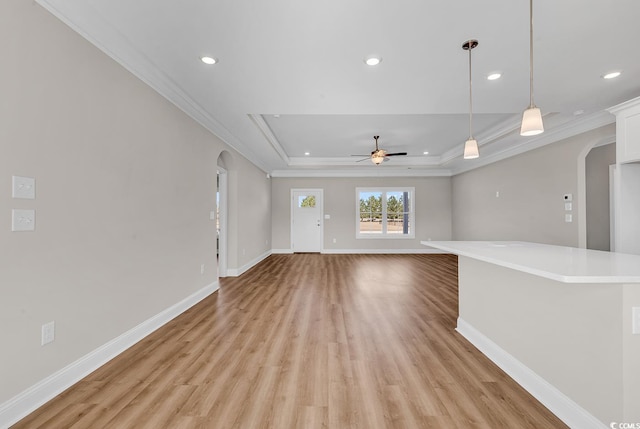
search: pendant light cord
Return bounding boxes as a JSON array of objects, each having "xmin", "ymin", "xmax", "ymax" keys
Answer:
[
  {"xmin": 468, "ymin": 44, "xmax": 473, "ymax": 139},
  {"xmin": 529, "ymin": 0, "xmax": 535, "ymax": 109}
]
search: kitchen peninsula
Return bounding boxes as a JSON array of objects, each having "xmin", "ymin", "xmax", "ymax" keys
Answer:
[{"xmin": 421, "ymin": 241, "xmax": 640, "ymax": 429}]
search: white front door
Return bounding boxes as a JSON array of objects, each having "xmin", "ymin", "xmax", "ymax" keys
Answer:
[{"xmin": 291, "ymin": 189, "xmax": 323, "ymax": 252}]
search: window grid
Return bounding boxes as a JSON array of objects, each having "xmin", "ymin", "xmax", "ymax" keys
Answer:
[{"xmin": 356, "ymin": 187, "xmax": 415, "ymax": 239}]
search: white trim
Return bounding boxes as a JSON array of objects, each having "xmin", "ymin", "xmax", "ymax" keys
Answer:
[
  {"xmin": 287, "ymin": 156, "xmax": 442, "ymax": 167},
  {"xmin": 607, "ymin": 95, "xmax": 640, "ymax": 115},
  {"xmin": 321, "ymin": 248, "xmax": 446, "ymax": 254},
  {"xmin": 248, "ymin": 114, "xmax": 290, "ymax": 164},
  {"xmin": 456, "ymin": 318, "xmax": 608, "ymax": 429},
  {"xmin": 290, "ymin": 189, "xmax": 324, "ymax": 253},
  {"xmin": 451, "ymin": 110, "xmax": 615, "ymax": 176},
  {"xmin": 217, "ymin": 166, "xmax": 228, "ymax": 277},
  {"xmin": 270, "ymin": 168, "xmax": 452, "ymax": 178},
  {"xmin": 35, "ymin": 0, "xmax": 270, "ymax": 174},
  {"xmin": 356, "ymin": 187, "xmax": 415, "ymax": 239},
  {"xmin": 226, "ymin": 250, "xmax": 272, "ymax": 277},
  {"xmin": 271, "ymin": 248, "xmax": 294, "ymax": 254},
  {"xmin": 577, "ymin": 137, "xmax": 616, "ymax": 248},
  {"xmin": 0, "ymin": 282, "xmax": 219, "ymax": 428}
]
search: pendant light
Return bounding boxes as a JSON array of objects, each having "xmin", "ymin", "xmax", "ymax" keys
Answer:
[
  {"xmin": 463, "ymin": 39, "xmax": 479, "ymax": 159},
  {"xmin": 520, "ymin": 0, "xmax": 544, "ymax": 136}
]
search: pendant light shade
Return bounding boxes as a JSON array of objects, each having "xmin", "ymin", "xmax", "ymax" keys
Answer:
[
  {"xmin": 464, "ymin": 138, "xmax": 479, "ymax": 159},
  {"xmin": 520, "ymin": 0, "xmax": 544, "ymax": 136},
  {"xmin": 521, "ymin": 106, "xmax": 544, "ymax": 136},
  {"xmin": 462, "ymin": 39, "xmax": 479, "ymax": 160}
]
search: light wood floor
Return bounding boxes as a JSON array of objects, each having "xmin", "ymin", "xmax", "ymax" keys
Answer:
[{"xmin": 13, "ymin": 254, "xmax": 567, "ymax": 428}]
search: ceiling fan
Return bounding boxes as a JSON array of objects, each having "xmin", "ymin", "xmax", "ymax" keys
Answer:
[{"xmin": 352, "ymin": 136, "xmax": 408, "ymax": 165}]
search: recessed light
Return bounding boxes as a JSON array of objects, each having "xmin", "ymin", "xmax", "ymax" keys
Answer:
[
  {"xmin": 364, "ymin": 56, "xmax": 382, "ymax": 66},
  {"xmin": 200, "ymin": 56, "xmax": 217, "ymax": 65},
  {"xmin": 273, "ymin": 114, "xmax": 280, "ymax": 118},
  {"xmin": 304, "ymin": 152, "xmax": 310, "ymax": 156},
  {"xmin": 603, "ymin": 71, "xmax": 621, "ymax": 79},
  {"xmin": 487, "ymin": 73, "xmax": 502, "ymax": 80},
  {"xmin": 423, "ymin": 151, "xmax": 429, "ymax": 155}
]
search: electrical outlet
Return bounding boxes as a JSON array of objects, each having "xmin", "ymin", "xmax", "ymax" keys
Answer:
[
  {"xmin": 42, "ymin": 321, "xmax": 55, "ymax": 345},
  {"xmin": 333, "ymin": 238, "xmax": 337, "ymax": 243},
  {"xmin": 633, "ymin": 307, "xmax": 640, "ymax": 335},
  {"xmin": 200, "ymin": 264, "xmax": 205, "ymax": 275}
]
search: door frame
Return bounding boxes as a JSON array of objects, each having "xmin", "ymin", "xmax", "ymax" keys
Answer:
[
  {"xmin": 217, "ymin": 167, "xmax": 228, "ymax": 277},
  {"xmin": 290, "ymin": 188, "xmax": 324, "ymax": 253}
]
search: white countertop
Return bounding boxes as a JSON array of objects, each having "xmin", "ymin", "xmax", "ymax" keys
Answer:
[{"xmin": 420, "ymin": 241, "xmax": 640, "ymax": 283}]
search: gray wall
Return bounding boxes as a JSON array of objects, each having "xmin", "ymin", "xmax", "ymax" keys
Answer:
[
  {"xmin": 452, "ymin": 125, "xmax": 615, "ymax": 247},
  {"xmin": 271, "ymin": 177, "xmax": 452, "ymax": 251},
  {"xmin": 585, "ymin": 143, "xmax": 616, "ymax": 251},
  {"xmin": 1, "ymin": 0, "xmax": 270, "ymax": 405}
]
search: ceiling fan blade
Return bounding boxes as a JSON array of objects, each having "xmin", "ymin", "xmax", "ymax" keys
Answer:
[
  {"xmin": 355, "ymin": 157, "xmax": 370, "ymax": 162},
  {"xmin": 351, "ymin": 154, "xmax": 371, "ymax": 157},
  {"xmin": 385, "ymin": 152, "xmax": 408, "ymax": 156}
]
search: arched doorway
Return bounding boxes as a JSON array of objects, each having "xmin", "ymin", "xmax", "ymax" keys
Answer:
[
  {"xmin": 578, "ymin": 137, "xmax": 616, "ymax": 249},
  {"xmin": 217, "ymin": 152, "xmax": 232, "ymax": 277}
]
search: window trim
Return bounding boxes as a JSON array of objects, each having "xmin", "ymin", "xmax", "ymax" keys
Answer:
[{"xmin": 355, "ymin": 187, "xmax": 415, "ymax": 239}]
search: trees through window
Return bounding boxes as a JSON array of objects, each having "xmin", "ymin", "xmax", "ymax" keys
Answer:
[{"xmin": 356, "ymin": 188, "xmax": 415, "ymax": 238}]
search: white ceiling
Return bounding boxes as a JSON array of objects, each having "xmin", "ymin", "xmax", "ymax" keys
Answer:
[{"xmin": 37, "ymin": 0, "xmax": 640, "ymax": 176}]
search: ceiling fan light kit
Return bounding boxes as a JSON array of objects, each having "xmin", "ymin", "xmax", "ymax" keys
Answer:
[
  {"xmin": 352, "ymin": 135, "xmax": 407, "ymax": 165},
  {"xmin": 371, "ymin": 152, "xmax": 386, "ymax": 164},
  {"xmin": 520, "ymin": 0, "xmax": 544, "ymax": 136}
]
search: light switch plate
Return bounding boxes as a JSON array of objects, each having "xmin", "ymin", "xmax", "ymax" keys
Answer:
[
  {"xmin": 12, "ymin": 176, "xmax": 35, "ymax": 199},
  {"xmin": 565, "ymin": 214, "xmax": 573, "ymax": 223},
  {"xmin": 12, "ymin": 209, "xmax": 35, "ymax": 231}
]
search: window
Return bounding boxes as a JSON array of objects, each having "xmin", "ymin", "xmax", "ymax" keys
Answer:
[
  {"xmin": 356, "ymin": 187, "xmax": 415, "ymax": 238},
  {"xmin": 298, "ymin": 195, "xmax": 316, "ymax": 208}
]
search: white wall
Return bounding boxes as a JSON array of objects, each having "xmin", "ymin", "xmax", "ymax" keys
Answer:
[
  {"xmin": 271, "ymin": 176, "xmax": 452, "ymax": 251},
  {"xmin": 0, "ymin": 0, "xmax": 269, "ymax": 409},
  {"xmin": 452, "ymin": 124, "xmax": 616, "ymax": 247}
]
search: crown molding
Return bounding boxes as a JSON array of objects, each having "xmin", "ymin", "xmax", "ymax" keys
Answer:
[
  {"xmin": 449, "ymin": 110, "xmax": 615, "ymax": 176},
  {"xmin": 287, "ymin": 156, "xmax": 442, "ymax": 167},
  {"xmin": 248, "ymin": 115, "xmax": 290, "ymax": 164},
  {"xmin": 607, "ymin": 95, "xmax": 640, "ymax": 115},
  {"xmin": 35, "ymin": 0, "xmax": 621, "ymax": 180},
  {"xmin": 439, "ymin": 114, "xmax": 522, "ymax": 165},
  {"xmin": 36, "ymin": 0, "xmax": 271, "ymax": 173},
  {"xmin": 270, "ymin": 168, "xmax": 452, "ymax": 178}
]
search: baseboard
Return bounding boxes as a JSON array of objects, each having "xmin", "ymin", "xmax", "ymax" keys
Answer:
[
  {"xmin": 271, "ymin": 248, "xmax": 294, "ymax": 254},
  {"xmin": 321, "ymin": 248, "xmax": 447, "ymax": 254},
  {"xmin": 226, "ymin": 250, "xmax": 272, "ymax": 277},
  {"xmin": 0, "ymin": 281, "xmax": 220, "ymax": 429},
  {"xmin": 455, "ymin": 318, "xmax": 607, "ymax": 429}
]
